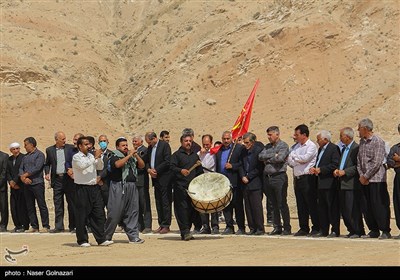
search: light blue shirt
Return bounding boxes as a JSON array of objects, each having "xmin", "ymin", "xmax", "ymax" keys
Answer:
[
  {"xmin": 339, "ymin": 141, "xmax": 353, "ymax": 170},
  {"xmin": 316, "ymin": 143, "xmax": 328, "ymax": 167},
  {"xmin": 150, "ymin": 141, "xmax": 158, "ymax": 169}
]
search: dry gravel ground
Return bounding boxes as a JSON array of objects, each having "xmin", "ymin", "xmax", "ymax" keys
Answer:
[{"xmin": 0, "ymin": 218, "xmax": 399, "ymax": 267}]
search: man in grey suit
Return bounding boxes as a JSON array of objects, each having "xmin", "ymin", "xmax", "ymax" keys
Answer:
[
  {"xmin": 333, "ymin": 127, "xmax": 365, "ymax": 238},
  {"xmin": 44, "ymin": 131, "xmax": 75, "ymax": 232}
]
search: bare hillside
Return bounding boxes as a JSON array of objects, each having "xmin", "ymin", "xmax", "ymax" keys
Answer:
[{"xmin": 0, "ymin": 0, "xmax": 399, "ymax": 150}]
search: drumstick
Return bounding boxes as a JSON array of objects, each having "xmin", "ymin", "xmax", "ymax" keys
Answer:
[{"xmin": 187, "ymin": 160, "xmax": 202, "ymax": 174}]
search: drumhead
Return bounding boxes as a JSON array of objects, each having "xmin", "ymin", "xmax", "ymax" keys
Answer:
[{"xmin": 188, "ymin": 173, "xmax": 231, "ymax": 201}]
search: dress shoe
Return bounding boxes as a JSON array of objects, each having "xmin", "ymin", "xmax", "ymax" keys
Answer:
[
  {"xmin": 282, "ymin": 229, "xmax": 292, "ymax": 235},
  {"xmin": 159, "ymin": 227, "xmax": 170, "ymax": 234},
  {"xmin": 199, "ymin": 227, "xmax": 211, "ymax": 234},
  {"xmin": 235, "ymin": 228, "xmax": 246, "ymax": 235},
  {"xmin": 293, "ymin": 230, "xmax": 308, "ymax": 236},
  {"xmin": 311, "ymin": 232, "xmax": 328, "ymax": 238},
  {"xmin": 191, "ymin": 228, "xmax": 201, "ymax": 234},
  {"xmin": 153, "ymin": 227, "xmax": 162, "ymax": 233},
  {"xmin": 221, "ymin": 228, "xmax": 234, "ymax": 235},
  {"xmin": 379, "ymin": 232, "xmax": 391, "ymax": 240},
  {"xmin": 327, "ymin": 232, "xmax": 339, "ymax": 238},
  {"xmin": 0, "ymin": 227, "xmax": 7, "ymax": 232},
  {"xmin": 254, "ymin": 230, "xmax": 265, "ymax": 236},
  {"xmin": 183, "ymin": 233, "xmax": 194, "ymax": 241},
  {"xmin": 50, "ymin": 228, "xmax": 65, "ymax": 233},
  {"xmin": 269, "ymin": 228, "xmax": 282, "ymax": 235},
  {"xmin": 308, "ymin": 229, "xmax": 319, "ymax": 236},
  {"xmin": 211, "ymin": 227, "xmax": 219, "ymax": 234},
  {"xmin": 349, "ymin": 234, "xmax": 360, "ymax": 239},
  {"xmin": 362, "ymin": 231, "xmax": 380, "ymax": 239},
  {"xmin": 142, "ymin": 228, "xmax": 152, "ymax": 234}
]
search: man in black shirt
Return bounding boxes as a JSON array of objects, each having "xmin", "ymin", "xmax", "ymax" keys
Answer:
[
  {"xmin": 170, "ymin": 134, "xmax": 204, "ymax": 241},
  {"xmin": 104, "ymin": 137, "xmax": 145, "ymax": 244}
]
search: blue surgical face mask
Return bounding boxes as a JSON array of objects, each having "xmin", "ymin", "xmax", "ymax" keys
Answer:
[{"xmin": 99, "ymin": 141, "xmax": 108, "ymax": 150}]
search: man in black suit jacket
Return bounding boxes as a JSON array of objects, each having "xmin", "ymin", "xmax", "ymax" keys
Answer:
[
  {"xmin": 310, "ymin": 130, "xmax": 341, "ymax": 237},
  {"xmin": 44, "ymin": 131, "xmax": 75, "ymax": 232},
  {"xmin": 133, "ymin": 135, "xmax": 152, "ymax": 233},
  {"xmin": 239, "ymin": 133, "xmax": 264, "ymax": 235},
  {"xmin": 145, "ymin": 132, "xmax": 172, "ymax": 234},
  {"xmin": 333, "ymin": 127, "xmax": 365, "ymax": 238},
  {"xmin": 216, "ymin": 131, "xmax": 245, "ymax": 235},
  {"xmin": 7, "ymin": 143, "xmax": 29, "ymax": 232},
  {"xmin": 0, "ymin": 150, "xmax": 9, "ymax": 231},
  {"xmin": 96, "ymin": 135, "xmax": 113, "ymax": 209}
]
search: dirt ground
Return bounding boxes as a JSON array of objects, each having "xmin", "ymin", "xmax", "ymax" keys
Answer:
[{"xmin": 1, "ymin": 176, "xmax": 400, "ymax": 267}]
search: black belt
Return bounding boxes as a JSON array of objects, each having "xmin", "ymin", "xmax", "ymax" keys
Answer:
[
  {"xmin": 294, "ymin": 174, "xmax": 310, "ymax": 180},
  {"xmin": 265, "ymin": 172, "xmax": 286, "ymax": 178},
  {"xmin": 56, "ymin": 173, "xmax": 66, "ymax": 177}
]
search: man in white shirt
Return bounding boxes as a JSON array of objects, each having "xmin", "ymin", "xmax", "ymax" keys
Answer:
[
  {"xmin": 287, "ymin": 124, "xmax": 320, "ymax": 237},
  {"xmin": 72, "ymin": 136, "xmax": 112, "ymax": 247},
  {"xmin": 197, "ymin": 134, "xmax": 219, "ymax": 234}
]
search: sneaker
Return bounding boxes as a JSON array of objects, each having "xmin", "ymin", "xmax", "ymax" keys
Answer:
[
  {"xmin": 183, "ymin": 233, "xmax": 194, "ymax": 241},
  {"xmin": 80, "ymin": 242, "xmax": 91, "ymax": 247},
  {"xmin": 99, "ymin": 240, "xmax": 114, "ymax": 246},
  {"xmin": 379, "ymin": 232, "xmax": 391, "ymax": 240},
  {"xmin": 211, "ymin": 227, "xmax": 219, "ymax": 235},
  {"xmin": 129, "ymin": 238, "xmax": 145, "ymax": 244}
]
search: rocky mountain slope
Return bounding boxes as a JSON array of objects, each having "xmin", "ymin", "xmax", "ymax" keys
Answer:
[{"xmin": 1, "ymin": 0, "xmax": 399, "ymax": 150}]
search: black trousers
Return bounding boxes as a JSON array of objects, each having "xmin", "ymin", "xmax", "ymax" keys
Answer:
[
  {"xmin": 264, "ymin": 173, "xmax": 291, "ymax": 231},
  {"xmin": 362, "ymin": 182, "xmax": 391, "ymax": 233},
  {"xmin": 174, "ymin": 186, "xmax": 196, "ymax": 237},
  {"xmin": 10, "ymin": 186, "xmax": 29, "ymax": 230},
  {"xmin": 294, "ymin": 175, "xmax": 319, "ymax": 233},
  {"xmin": 53, "ymin": 175, "xmax": 75, "ymax": 230},
  {"xmin": 0, "ymin": 188, "xmax": 8, "ymax": 229},
  {"xmin": 200, "ymin": 212, "xmax": 219, "ymax": 229},
  {"xmin": 74, "ymin": 184, "xmax": 106, "ymax": 245},
  {"xmin": 318, "ymin": 188, "xmax": 340, "ymax": 235},
  {"xmin": 100, "ymin": 183, "xmax": 109, "ymax": 210},
  {"xmin": 137, "ymin": 184, "xmax": 152, "ymax": 230},
  {"xmin": 23, "ymin": 183, "xmax": 50, "ymax": 229},
  {"xmin": 340, "ymin": 189, "xmax": 365, "ymax": 236},
  {"xmin": 243, "ymin": 188, "xmax": 264, "ymax": 232},
  {"xmin": 153, "ymin": 181, "xmax": 172, "ymax": 228},
  {"xmin": 394, "ymin": 173, "xmax": 400, "ymax": 230},
  {"xmin": 223, "ymin": 187, "xmax": 245, "ymax": 230}
]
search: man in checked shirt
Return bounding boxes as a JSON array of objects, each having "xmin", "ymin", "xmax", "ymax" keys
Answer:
[{"xmin": 357, "ymin": 118, "xmax": 391, "ymax": 239}]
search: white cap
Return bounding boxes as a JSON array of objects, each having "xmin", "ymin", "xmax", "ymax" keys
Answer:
[{"xmin": 9, "ymin": 142, "xmax": 20, "ymax": 149}]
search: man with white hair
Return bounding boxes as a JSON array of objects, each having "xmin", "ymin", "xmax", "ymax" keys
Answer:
[
  {"xmin": 7, "ymin": 143, "xmax": 29, "ymax": 232},
  {"xmin": 309, "ymin": 130, "xmax": 341, "ymax": 237},
  {"xmin": 0, "ymin": 148, "xmax": 9, "ymax": 232},
  {"xmin": 357, "ymin": 118, "xmax": 391, "ymax": 239}
]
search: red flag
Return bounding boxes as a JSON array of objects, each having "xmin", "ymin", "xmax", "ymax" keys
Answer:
[
  {"xmin": 209, "ymin": 144, "xmax": 221, "ymax": 155},
  {"xmin": 231, "ymin": 79, "xmax": 259, "ymax": 140},
  {"xmin": 210, "ymin": 79, "xmax": 259, "ymax": 155}
]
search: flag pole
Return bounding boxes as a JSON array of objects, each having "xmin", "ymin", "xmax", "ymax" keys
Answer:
[{"xmin": 227, "ymin": 113, "xmax": 248, "ymax": 163}]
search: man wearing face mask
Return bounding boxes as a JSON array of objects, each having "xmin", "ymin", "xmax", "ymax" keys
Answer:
[{"xmin": 97, "ymin": 135, "xmax": 112, "ymax": 208}]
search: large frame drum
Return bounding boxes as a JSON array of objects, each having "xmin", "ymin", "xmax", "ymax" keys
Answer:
[{"xmin": 188, "ymin": 173, "xmax": 232, "ymax": 214}]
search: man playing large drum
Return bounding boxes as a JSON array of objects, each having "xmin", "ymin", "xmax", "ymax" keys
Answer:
[{"xmin": 170, "ymin": 134, "xmax": 204, "ymax": 241}]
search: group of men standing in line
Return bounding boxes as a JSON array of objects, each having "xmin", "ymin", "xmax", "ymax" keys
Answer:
[{"xmin": 0, "ymin": 118, "xmax": 399, "ymax": 246}]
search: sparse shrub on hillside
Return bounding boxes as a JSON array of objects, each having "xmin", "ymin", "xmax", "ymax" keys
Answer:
[
  {"xmin": 121, "ymin": 34, "xmax": 127, "ymax": 40},
  {"xmin": 253, "ymin": 12, "xmax": 260, "ymax": 19},
  {"xmin": 186, "ymin": 26, "xmax": 193, "ymax": 31},
  {"xmin": 71, "ymin": 36, "xmax": 78, "ymax": 40},
  {"xmin": 72, "ymin": 51, "xmax": 78, "ymax": 55},
  {"xmin": 114, "ymin": 40, "xmax": 121, "ymax": 45},
  {"xmin": 153, "ymin": 20, "xmax": 158, "ymax": 25}
]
